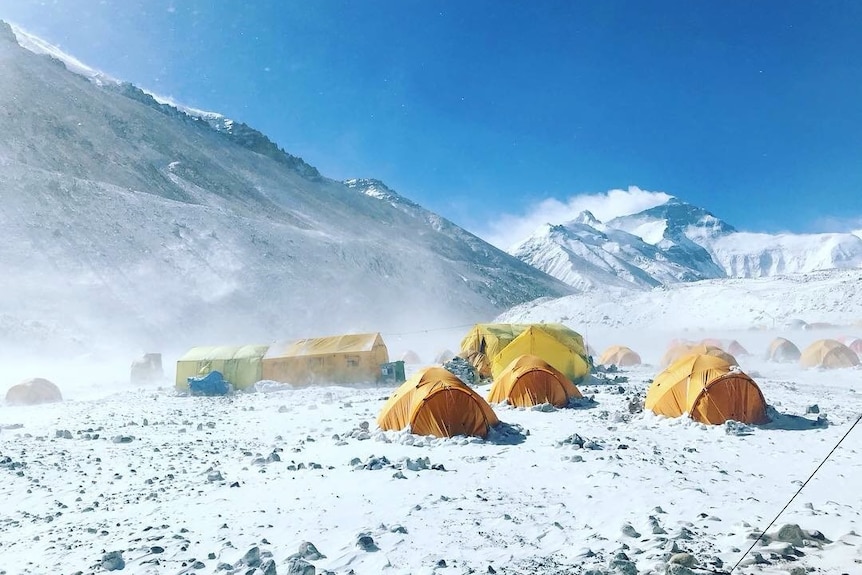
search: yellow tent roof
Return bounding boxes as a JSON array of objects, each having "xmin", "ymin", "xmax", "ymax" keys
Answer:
[
  {"xmin": 491, "ymin": 325, "xmax": 590, "ymax": 382},
  {"xmin": 264, "ymin": 333, "xmax": 383, "ymax": 358},
  {"xmin": 488, "ymin": 355, "xmax": 582, "ymax": 408},
  {"xmin": 645, "ymin": 353, "xmax": 767, "ymax": 425},
  {"xmin": 660, "ymin": 343, "xmax": 737, "ymax": 368},
  {"xmin": 377, "ymin": 367, "xmax": 499, "ymax": 438},
  {"xmin": 460, "ymin": 324, "xmax": 529, "ymax": 359},
  {"xmin": 179, "ymin": 345, "xmax": 270, "ymax": 362},
  {"xmin": 766, "ymin": 337, "xmax": 801, "ymax": 363},
  {"xmin": 599, "ymin": 345, "xmax": 642, "ymax": 367},
  {"xmin": 800, "ymin": 339, "xmax": 860, "ymax": 369}
]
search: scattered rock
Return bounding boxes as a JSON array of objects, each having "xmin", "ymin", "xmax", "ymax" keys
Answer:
[
  {"xmin": 668, "ymin": 553, "xmax": 697, "ymax": 567},
  {"xmin": 776, "ymin": 524, "xmax": 806, "ymax": 547},
  {"xmin": 665, "ymin": 565, "xmax": 696, "ymax": 575},
  {"xmin": 259, "ymin": 558, "xmax": 277, "ymax": 575},
  {"xmin": 243, "ymin": 546, "xmax": 262, "ymax": 567},
  {"xmin": 286, "ymin": 556, "xmax": 315, "ymax": 575},
  {"xmin": 207, "ymin": 471, "xmax": 224, "ymax": 482},
  {"xmin": 621, "ymin": 523, "xmax": 641, "ymax": 538},
  {"xmin": 298, "ymin": 541, "xmax": 325, "ymax": 560},
  {"xmin": 806, "ymin": 404, "xmax": 819, "ymax": 414},
  {"xmin": 356, "ymin": 534, "xmax": 378, "ymax": 552},
  {"xmin": 101, "ymin": 551, "xmax": 125, "ymax": 571},
  {"xmin": 724, "ymin": 420, "xmax": 754, "ymax": 436}
]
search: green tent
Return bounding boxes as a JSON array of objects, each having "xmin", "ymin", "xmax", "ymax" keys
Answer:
[{"xmin": 175, "ymin": 345, "xmax": 270, "ymax": 390}]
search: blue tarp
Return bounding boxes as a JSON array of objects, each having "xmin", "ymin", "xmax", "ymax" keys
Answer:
[{"xmin": 188, "ymin": 370, "xmax": 232, "ymax": 396}]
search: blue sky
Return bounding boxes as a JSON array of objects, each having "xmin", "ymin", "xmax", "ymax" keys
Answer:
[{"xmin": 3, "ymin": 1, "xmax": 862, "ymax": 246}]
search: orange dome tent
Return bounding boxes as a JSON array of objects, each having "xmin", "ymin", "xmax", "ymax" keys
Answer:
[
  {"xmin": 5, "ymin": 378, "xmax": 63, "ymax": 406},
  {"xmin": 598, "ymin": 345, "xmax": 642, "ymax": 367},
  {"xmin": 800, "ymin": 339, "xmax": 860, "ymax": 369},
  {"xmin": 645, "ymin": 354, "xmax": 768, "ymax": 425},
  {"xmin": 660, "ymin": 344, "xmax": 738, "ymax": 368},
  {"xmin": 766, "ymin": 337, "xmax": 801, "ymax": 363},
  {"xmin": 377, "ymin": 367, "xmax": 499, "ymax": 438},
  {"xmin": 488, "ymin": 355, "xmax": 582, "ymax": 408}
]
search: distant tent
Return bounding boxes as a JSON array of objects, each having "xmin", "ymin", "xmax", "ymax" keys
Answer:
[
  {"xmin": 726, "ymin": 340, "xmax": 749, "ymax": 356},
  {"xmin": 400, "ymin": 350, "xmax": 422, "ymax": 364},
  {"xmin": 460, "ymin": 324, "xmax": 530, "ymax": 377},
  {"xmin": 491, "ymin": 325, "xmax": 590, "ymax": 382},
  {"xmin": 699, "ymin": 338, "xmax": 749, "ymax": 356},
  {"xmin": 661, "ymin": 344, "xmax": 738, "ymax": 368},
  {"xmin": 130, "ymin": 353, "xmax": 164, "ymax": 385},
  {"xmin": 799, "ymin": 339, "xmax": 860, "ymax": 369},
  {"xmin": 176, "ymin": 345, "xmax": 269, "ymax": 390},
  {"xmin": 5, "ymin": 378, "xmax": 63, "ymax": 406},
  {"xmin": 836, "ymin": 336, "xmax": 862, "ymax": 356},
  {"xmin": 434, "ymin": 349, "xmax": 456, "ymax": 364},
  {"xmin": 598, "ymin": 345, "xmax": 642, "ymax": 367},
  {"xmin": 766, "ymin": 337, "xmax": 801, "ymax": 363},
  {"xmin": 785, "ymin": 319, "xmax": 809, "ymax": 330},
  {"xmin": 262, "ymin": 333, "xmax": 389, "ymax": 385},
  {"xmin": 488, "ymin": 355, "xmax": 582, "ymax": 408},
  {"xmin": 377, "ymin": 367, "xmax": 499, "ymax": 438},
  {"xmin": 807, "ymin": 322, "xmax": 838, "ymax": 330},
  {"xmin": 645, "ymin": 354, "xmax": 768, "ymax": 425},
  {"xmin": 699, "ymin": 338, "xmax": 723, "ymax": 349}
]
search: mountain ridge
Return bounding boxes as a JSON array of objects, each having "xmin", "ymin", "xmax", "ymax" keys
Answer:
[
  {"xmin": 512, "ymin": 195, "xmax": 862, "ymax": 290},
  {"xmin": 0, "ymin": 21, "xmax": 573, "ymax": 357}
]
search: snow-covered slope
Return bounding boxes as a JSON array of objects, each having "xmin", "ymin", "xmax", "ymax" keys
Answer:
[
  {"xmin": 0, "ymin": 22, "xmax": 571, "ymax": 358},
  {"xmin": 499, "ymin": 268, "xmax": 862, "ymax": 333},
  {"xmin": 2, "ymin": 357, "xmax": 861, "ymax": 575},
  {"xmin": 514, "ymin": 195, "xmax": 862, "ymax": 289},
  {"xmin": 708, "ymin": 232, "xmax": 862, "ymax": 277}
]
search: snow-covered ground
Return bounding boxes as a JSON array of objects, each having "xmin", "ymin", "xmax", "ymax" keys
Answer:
[{"xmin": 2, "ymin": 352, "xmax": 860, "ymax": 575}]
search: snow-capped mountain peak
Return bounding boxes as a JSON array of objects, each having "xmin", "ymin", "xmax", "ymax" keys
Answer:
[
  {"xmin": 511, "ymin": 195, "xmax": 862, "ymax": 290},
  {"xmin": 570, "ymin": 210, "xmax": 603, "ymax": 228}
]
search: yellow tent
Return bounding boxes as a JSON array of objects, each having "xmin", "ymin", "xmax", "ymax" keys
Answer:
[
  {"xmin": 766, "ymin": 337, "xmax": 801, "ymax": 363},
  {"xmin": 488, "ymin": 355, "xmax": 582, "ymax": 407},
  {"xmin": 645, "ymin": 353, "xmax": 768, "ymax": 425},
  {"xmin": 175, "ymin": 345, "xmax": 269, "ymax": 390},
  {"xmin": 377, "ymin": 367, "xmax": 499, "ymax": 438},
  {"xmin": 262, "ymin": 332, "xmax": 389, "ymax": 385},
  {"xmin": 459, "ymin": 323, "xmax": 530, "ymax": 376},
  {"xmin": 660, "ymin": 344, "xmax": 737, "ymax": 368},
  {"xmin": 490, "ymin": 325, "xmax": 590, "ymax": 382},
  {"xmin": 599, "ymin": 345, "xmax": 642, "ymax": 367},
  {"xmin": 799, "ymin": 339, "xmax": 860, "ymax": 369}
]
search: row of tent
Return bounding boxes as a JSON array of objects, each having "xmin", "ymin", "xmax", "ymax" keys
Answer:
[
  {"xmin": 175, "ymin": 333, "xmax": 390, "ymax": 389},
  {"xmin": 599, "ymin": 338, "xmax": 861, "ymax": 370},
  {"xmin": 378, "ymin": 356, "xmax": 583, "ymax": 438},
  {"xmin": 768, "ymin": 337, "xmax": 861, "ymax": 368},
  {"xmin": 174, "ymin": 322, "xmax": 594, "ymax": 391},
  {"xmin": 376, "ymin": 349, "xmax": 769, "ymax": 439}
]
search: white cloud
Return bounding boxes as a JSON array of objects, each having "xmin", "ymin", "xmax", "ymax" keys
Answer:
[{"xmin": 479, "ymin": 186, "xmax": 673, "ymax": 250}]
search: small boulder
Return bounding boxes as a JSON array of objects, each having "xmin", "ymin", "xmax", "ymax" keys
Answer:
[
  {"xmin": 668, "ymin": 553, "xmax": 697, "ymax": 567},
  {"xmin": 356, "ymin": 535, "xmax": 378, "ymax": 552},
  {"xmin": 298, "ymin": 541, "xmax": 325, "ymax": 560},
  {"xmin": 101, "ymin": 551, "xmax": 125, "ymax": 571}
]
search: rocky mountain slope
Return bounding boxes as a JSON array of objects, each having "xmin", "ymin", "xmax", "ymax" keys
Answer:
[{"xmin": 0, "ymin": 21, "xmax": 571, "ymax": 357}]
